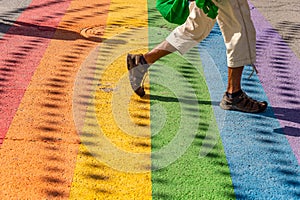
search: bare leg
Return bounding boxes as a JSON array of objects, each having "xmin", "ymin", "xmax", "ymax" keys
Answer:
[
  {"xmin": 227, "ymin": 66, "xmax": 243, "ymax": 94},
  {"xmin": 144, "ymin": 40, "xmax": 177, "ymax": 64}
]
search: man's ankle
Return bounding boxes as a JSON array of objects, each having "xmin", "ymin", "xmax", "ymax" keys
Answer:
[{"xmin": 226, "ymin": 89, "xmax": 243, "ymax": 98}]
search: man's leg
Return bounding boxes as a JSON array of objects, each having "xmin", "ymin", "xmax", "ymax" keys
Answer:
[
  {"xmin": 215, "ymin": 0, "xmax": 267, "ymax": 113},
  {"xmin": 227, "ymin": 66, "xmax": 243, "ymax": 94},
  {"xmin": 127, "ymin": 2, "xmax": 214, "ymax": 97},
  {"xmin": 220, "ymin": 65, "xmax": 267, "ymax": 113},
  {"xmin": 144, "ymin": 40, "xmax": 176, "ymax": 64}
]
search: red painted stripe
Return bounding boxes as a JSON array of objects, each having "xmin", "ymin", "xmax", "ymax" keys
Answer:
[{"xmin": 0, "ymin": 0, "xmax": 71, "ymax": 145}]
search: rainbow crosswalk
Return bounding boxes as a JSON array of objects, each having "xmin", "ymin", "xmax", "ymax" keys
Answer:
[{"xmin": 0, "ymin": 0, "xmax": 299, "ymax": 199}]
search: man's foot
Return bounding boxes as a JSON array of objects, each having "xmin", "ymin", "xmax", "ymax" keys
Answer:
[
  {"xmin": 220, "ymin": 90, "xmax": 268, "ymax": 113},
  {"xmin": 127, "ymin": 54, "xmax": 149, "ymax": 97}
]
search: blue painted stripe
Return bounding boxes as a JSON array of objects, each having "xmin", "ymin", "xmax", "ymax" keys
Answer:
[{"xmin": 199, "ymin": 23, "xmax": 300, "ymax": 199}]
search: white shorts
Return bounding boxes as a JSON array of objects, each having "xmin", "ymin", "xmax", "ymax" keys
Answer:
[{"xmin": 166, "ymin": 0, "xmax": 256, "ymax": 68}]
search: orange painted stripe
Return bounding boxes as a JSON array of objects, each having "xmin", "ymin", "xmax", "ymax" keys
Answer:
[{"xmin": 0, "ymin": 0, "xmax": 110, "ymax": 199}]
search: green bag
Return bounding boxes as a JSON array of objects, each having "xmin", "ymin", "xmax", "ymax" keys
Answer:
[
  {"xmin": 156, "ymin": 0, "xmax": 218, "ymax": 25},
  {"xmin": 156, "ymin": 0, "xmax": 190, "ymax": 25}
]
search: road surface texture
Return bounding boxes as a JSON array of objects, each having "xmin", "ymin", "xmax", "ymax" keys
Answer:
[{"xmin": 0, "ymin": 0, "xmax": 299, "ymax": 199}]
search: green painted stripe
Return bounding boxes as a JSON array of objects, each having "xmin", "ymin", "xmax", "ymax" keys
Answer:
[{"xmin": 148, "ymin": 0, "xmax": 235, "ymax": 199}]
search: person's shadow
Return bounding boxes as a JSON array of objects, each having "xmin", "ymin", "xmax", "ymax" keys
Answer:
[
  {"xmin": 0, "ymin": 19, "xmax": 102, "ymax": 42},
  {"xmin": 264, "ymin": 106, "xmax": 300, "ymax": 137},
  {"xmin": 151, "ymin": 94, "xmax": 300, "ymax": 137}
]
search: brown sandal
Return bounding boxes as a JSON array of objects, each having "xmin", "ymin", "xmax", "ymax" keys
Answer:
[
  {"xmin": 126, "ymin": 54, "xmax": 149, "ymax": 97},
  {"xmin": 220, "ymin": 91, "xmax": 268, "ymax": 113}
]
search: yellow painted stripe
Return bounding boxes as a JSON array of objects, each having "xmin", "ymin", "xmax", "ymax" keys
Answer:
[{"xmin": 69, "ymin": 0, "xmax": 151, "ymax": 198}]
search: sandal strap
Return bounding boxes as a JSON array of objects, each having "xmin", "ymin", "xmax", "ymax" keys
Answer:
[{"xmin": 237, "ymin": 92, "xmax": 266, "ymax": 112}]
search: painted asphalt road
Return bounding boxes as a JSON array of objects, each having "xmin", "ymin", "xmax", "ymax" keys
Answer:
[
  {"xmin": 0, "ymin": 0, "xmax": 299, "ymax": 199},
  {"xmin": 0, "ymin": 0, "xmax": 32, "ymax": 38},
  {"xmin": 0, "ymin": 0, "xmax": 71, "ymax": 144}
]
